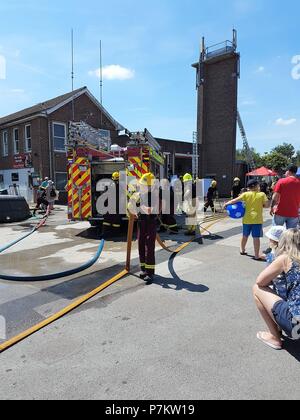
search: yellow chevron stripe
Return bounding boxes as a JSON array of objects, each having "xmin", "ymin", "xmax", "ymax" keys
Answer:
[
  {"xmin": 82, "ymin": 193, "xmax": 90, "ymax": 203},
  {"xmin": 72, "ymin": 168, "xmax": 80, "ymax": 181},
  {"xmin": 141, "ymin": 161, "xmax": 149, "ymax": 173},
  {"xmin": 73, "ymin": 202, "xmax": 80, "ymax": 213},
  {"xmin": 77, "ymin": 170, "xmax": 91, "ymax": 187},
  {"xmin": 81, "ymin": 202, "xmax": 91, "ymax": 215},
  {"xmin": 76, "ymin": 158, "xmax": 86, "ymax": 165}
]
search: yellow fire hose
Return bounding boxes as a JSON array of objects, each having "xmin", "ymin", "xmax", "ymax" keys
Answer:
[{"xmin": 0, "ymin": 214, "xmax": 224, "ymax": 354}]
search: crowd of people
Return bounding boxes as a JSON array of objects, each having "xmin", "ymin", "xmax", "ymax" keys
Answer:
[
  {"xmin": 225, "ymin": 164, "xmax": 300, "ymax": 350},
  {"xmin": 38, "ymin": 165, "xmax": 299, "ymax": 350}
]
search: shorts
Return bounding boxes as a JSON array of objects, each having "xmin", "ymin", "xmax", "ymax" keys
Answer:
[
  {"xmin": 272, "ymin": 300, "xmax": 294, "ymax": 337},
  {"xmin": 243, "ymin": 224, "xmax": 263, "ymax": 238},
  {"xmin": 273, "ymin": 215, "xmax": 298, "ymax": 229}
]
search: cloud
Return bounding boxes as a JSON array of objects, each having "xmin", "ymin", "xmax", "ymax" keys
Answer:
[
  {"xmin": 255, "ymin": 66, "xmax": 265, "ymax": 73},
  {"xmin": 275, "ymin": 118, "xmax": 297, "ymax": 126},
  {"xmin": 11, "ymin": 88, "xmax": 25, "ymax": 93},
  {"xmin": 89, "ymin": 65, "xmax": 135, "ymax": 81}
]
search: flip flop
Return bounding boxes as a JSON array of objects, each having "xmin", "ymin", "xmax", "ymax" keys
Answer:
[
  {"xmin": 257, "ymin": 332, "xmax": 282, "ymax": 351},
  {"xmin": 240, "ymin": 251, "xmax": 248, "ymax": 256}
]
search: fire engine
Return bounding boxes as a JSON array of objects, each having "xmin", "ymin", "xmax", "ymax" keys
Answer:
[{"xmin": 66, "ymin": 122, "xmax": 165, "ymax": 225}]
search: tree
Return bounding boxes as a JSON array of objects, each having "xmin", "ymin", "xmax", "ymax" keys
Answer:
[
  {"xmin": 262, "ymin": 151, "xmax": 290, "ymax": 172},
  {"xmin": 272, "ymin": 143, "xmax": 295, "ymax": 161},
  {"xmin": 236, "ymin": 143, "xmax": 299, "ymax": 172},
  {"xmin": 236, "ymin": 148, "xmax": 263, "ymax": 167}
]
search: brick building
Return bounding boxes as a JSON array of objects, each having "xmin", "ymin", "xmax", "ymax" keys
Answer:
[
  {"xmin": 193, "ymin": 32, "xmax": 240, "ymax": 196},
  {"xmin": 0, "ymin": 87, "xmax": 123, "ymax": 201}
]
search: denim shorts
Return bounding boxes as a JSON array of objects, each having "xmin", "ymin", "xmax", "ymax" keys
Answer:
[
  {"xmin": 274, "ymin": 215, "xmax": 299, "ymax": 229},
  {"xmin": 243, "ymin": 224, "xmax": 263, "ymax": 238},
  {"xmin": 272, "ymin": 300, "xmax": 294, "ymax": 337}
]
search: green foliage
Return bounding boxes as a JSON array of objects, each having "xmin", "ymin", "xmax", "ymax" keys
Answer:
[
  {"xmin": 272, "ymin": 143, "xmax": 295, "ymax": 160},
  {"xmin": 261, "ymin": 152, "xmax": 290, "ymax": 172},
  {"xmin": 237, "ymin": 142, "xmax": 299, "ymax": 173}
]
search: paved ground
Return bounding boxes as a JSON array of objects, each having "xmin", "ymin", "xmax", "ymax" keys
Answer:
[{"xmin": 0, "ymin": 208, "xmax": 300, "ymax": 400}]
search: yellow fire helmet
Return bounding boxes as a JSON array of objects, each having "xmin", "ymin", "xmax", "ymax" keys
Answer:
[
  {"xmin": 112, "ymin": 172, "xmax": 120, "ymax": 181},
  {"xmin": 140, "ymin": 172, "xmax": 156, "ymax": 187},
  {"xmin": 211, "ymin": 180, "xmax": 217, "ymax": 188},
  {"xmin": 183, "ymin": 173, "xmax": 193, "ymax": 183}
]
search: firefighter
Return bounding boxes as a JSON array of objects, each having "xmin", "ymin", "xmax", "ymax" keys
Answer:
[
  {"xmin": 204, "ymin": 180, "xmax": 218, "ymax": 213},
  {"xmin": 128, "ymin": 172, "xmax": 158, "ymax": 284},
  {"xmin": 231, "ymin": 177, "xmax": 242, "ymax": 199},
  {"xmin": 183, "ymin": 173, "xmax": 197, "ymax": 236},
  {"xmin": 102, "ymin": 172, "xmax": 122, "ymax": 238},
  {"xmin": 159, "ymin": 179, "xmax": 179, "ymax": 234}
]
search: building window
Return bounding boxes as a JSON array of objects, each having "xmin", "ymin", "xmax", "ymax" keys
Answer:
[
  {"xmin": 13, "ymin": 128, "xmax": 19, "ymax": 155},
  {"xmin": 25, "ymin": 124, "xmax": 32, "ymax": 152},
  {"xmin": 11, "ymin": 173, "xmax": 19, "ymax": 182},
  {"xmin": 55, "ymin": 172, "xmax": 67, "ymax": 191},
  {"xmin": 2, "ymin": 131, "xmax": 8, "ymax": 157},
  {"xmin": 53, "ymin": 123, "xmax": 66, "ymax": 152}
]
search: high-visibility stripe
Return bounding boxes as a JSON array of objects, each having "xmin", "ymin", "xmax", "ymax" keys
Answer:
[
  {"xmin": 82, "ymin": 208, "xmax": 92, "ymax": 219},
  {"xmin": 141, "ymin": 161, "xmax": 149, "ymax": 173},
  {"xmin": 112, "ymin": 224, "xmax": 121, "ymax": 228},
  {"xmin": 75, "ymin": 157, "xmax": 87, "ymax": 165},
  {"xmin": 133, "ymin": 157, "xmax": 148, "ymax": 174},
  {"xmin": 81, "ymin": 202, "xmax": 91, "ymax": 215},
  {"xmin": 68, "ymin": 160, "xmax": 92, "ymax": 220},
  {"xmin": 76, "ymin": 173, "xmax": 91, "ymax": 188},
  {"xmin": 82, "ymin": 193, "xmax": 90, "ymax": 203},
  {"xmin": 145, "ymin": 264, "xmax": 155, "ymax": 270}
]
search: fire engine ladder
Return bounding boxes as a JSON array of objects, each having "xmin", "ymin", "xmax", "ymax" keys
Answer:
[{"xmin": 237, "ymin": 110, "xmax": 256, "ymax": 172}]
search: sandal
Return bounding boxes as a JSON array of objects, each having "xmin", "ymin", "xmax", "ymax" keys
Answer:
[
  {"xmin": 257, "ymin": 332, "xmax": 282, "ymax": 351},
  {"xmin": 240, "ymin": 251, "xmax": 248, "ymax": 256}
]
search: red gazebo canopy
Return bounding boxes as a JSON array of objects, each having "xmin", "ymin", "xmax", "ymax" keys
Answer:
[{"xmin": 246, "ymin": 166, "xmax": 278, "ymax": 177}]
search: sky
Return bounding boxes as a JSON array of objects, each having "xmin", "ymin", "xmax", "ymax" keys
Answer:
[{"xmin": 0, "ymin": 0, "xmax": 299, "ymax": 153}]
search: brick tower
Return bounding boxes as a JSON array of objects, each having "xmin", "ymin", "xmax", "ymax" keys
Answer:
[{"xmin": 193, "ymin": 30, "xmax": 240, "ymax": 196}]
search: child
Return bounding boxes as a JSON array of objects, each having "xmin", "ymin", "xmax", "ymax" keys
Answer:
[
  {"xmin": 264, "ymin": 226, "xmax": 286, "ymax": 265},
  {"xmin": 225, "ymin": 180, "xmax": 270, "ymax": 261}
]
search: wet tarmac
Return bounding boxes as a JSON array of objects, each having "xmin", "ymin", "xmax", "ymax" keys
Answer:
[{"xmin": 0, "ymin": 207, "xmax": 198, "ymax": 344}]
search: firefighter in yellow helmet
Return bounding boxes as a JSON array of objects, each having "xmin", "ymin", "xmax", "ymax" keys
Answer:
[
  {"xmin": 102, "ymin": 171, "xmax": 122, "ymax": 238},
  {"xmin": 204, "ymin": 180, "xmax": 218, "ymax": 213},
  {"xmin": 232, "ymin": 177, "xmax": 242, "ymax": 199},
  {"xmin": 128, "ymin": 172, "xmax": 158, "ymax": 284},
  {"xmin": 182, "ymin": 173, "xmax": 198, "ymax": 236}
]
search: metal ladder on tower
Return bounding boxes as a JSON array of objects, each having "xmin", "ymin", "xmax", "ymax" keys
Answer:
[
  {"xmin": 237, "ymin": 110, "xmax": 256, "ymax": 172},
  {"xmin": 192, "ymin": 131, "xmax": 199, "ymax": 179}
]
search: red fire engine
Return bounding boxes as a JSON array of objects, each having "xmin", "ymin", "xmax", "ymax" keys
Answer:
[{"xmin": 66, "ymin": 123, "xmax": 165, "ymax": 225}]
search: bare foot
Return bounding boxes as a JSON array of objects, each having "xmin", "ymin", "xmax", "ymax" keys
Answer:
[{"xmin": 257, "ymin": 331, "xmax": 282, "ymax": 350}]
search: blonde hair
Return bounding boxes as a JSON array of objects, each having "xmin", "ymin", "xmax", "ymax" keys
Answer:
[{"xmin": 277, "ymin": 229, "xmax": 300, "ymax": 264}]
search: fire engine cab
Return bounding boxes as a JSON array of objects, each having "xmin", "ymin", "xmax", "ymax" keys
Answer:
[{"xmin": 66, "ymin": 122, "xmax": 165, "ymax": 225}]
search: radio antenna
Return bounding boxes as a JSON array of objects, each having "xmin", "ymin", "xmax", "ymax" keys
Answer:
[{"xmin": 71, "ymin": 28, "xmax": 75, "ymax": 121}]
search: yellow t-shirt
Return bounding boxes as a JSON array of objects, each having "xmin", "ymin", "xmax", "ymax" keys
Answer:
[{"xmin": 240, "ymin": 191, "xmax": 268, "ymax": 225}]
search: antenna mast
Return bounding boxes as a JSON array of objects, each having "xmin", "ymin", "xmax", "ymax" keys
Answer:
[
  {"xmin": 71, "ymin": 29, "xmax": 75, "ymax": 121},
  {"xmin": 99, "ymin": 40, "xmax": 103, "ymax": 126}
]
